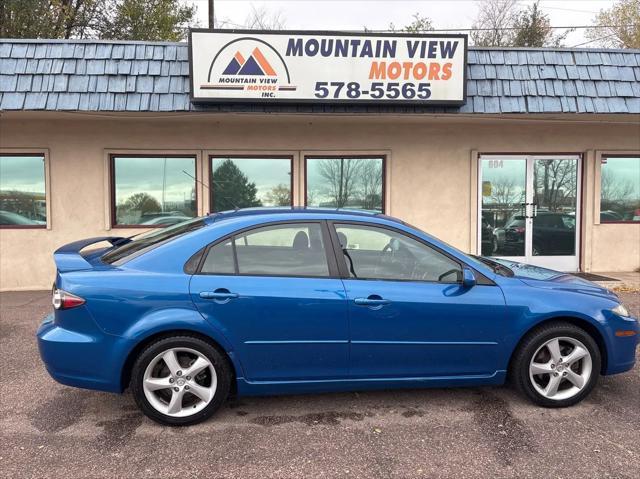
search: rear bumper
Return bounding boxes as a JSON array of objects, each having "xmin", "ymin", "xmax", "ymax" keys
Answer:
[{"xmin": 37, "ymin": 313, "xmax": 130, "ymax": 393}]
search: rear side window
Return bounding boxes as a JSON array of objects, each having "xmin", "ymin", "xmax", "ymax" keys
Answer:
[
  {"xmin": 199, "ymin": 223, "xmax": 330, "ymax": 277},
  {"xmin": 201, "ymin": 240, "xmax": 235, "ymax": 274}
]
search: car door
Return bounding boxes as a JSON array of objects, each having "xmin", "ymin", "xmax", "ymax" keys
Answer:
[
  {"xmin": 330, "ymin": 222, "xmax": 506, "ymax": 379},
  {"xmin": 190, "ymin": 221, "xmax": 349, "ymax": 382}
]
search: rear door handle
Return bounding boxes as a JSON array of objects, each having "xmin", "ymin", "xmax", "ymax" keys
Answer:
[
  {"xmin": 354, "ymin": 296, "xmax": 391, "ymax": 306},
  {"xmin": 199, "ymin": 289, "xmax": 239, "ymax": 300}
]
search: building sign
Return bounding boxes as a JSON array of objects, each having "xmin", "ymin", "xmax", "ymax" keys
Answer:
[{"xmin": 189, "ymin": 29, "xmax": 467, "ymax": 105}]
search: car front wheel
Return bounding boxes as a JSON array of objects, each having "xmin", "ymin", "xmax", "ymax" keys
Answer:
[
  {"xmin": 511, "ymin": 322, "xmax": 601, "ymax": 407},
  {"xmin": 131, "ymin": 335, "xmax": 231, "ymax": 426}
]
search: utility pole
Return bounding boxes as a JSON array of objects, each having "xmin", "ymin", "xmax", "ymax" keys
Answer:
[{"xmin": 208, "ymin": 0, "xmax": 214, "ymax": 29}]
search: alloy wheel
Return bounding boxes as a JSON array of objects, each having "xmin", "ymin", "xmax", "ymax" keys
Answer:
[
  {"xmin": 529, "ymin": 336, "xmax": 592, "ymax": 401},
  {"xmin": 142, "ymin": 347, "xmax": 217, "ymax": 417}
]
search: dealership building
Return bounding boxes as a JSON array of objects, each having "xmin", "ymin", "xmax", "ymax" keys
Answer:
[{"xmin": 0, "ymin": 32, "xmax": 639, "ymax": 291}]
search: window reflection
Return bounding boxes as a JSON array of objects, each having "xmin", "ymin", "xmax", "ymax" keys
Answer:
[
  {"xmin": 112, "ymin": 156, "xmax": 197, "ymax": 226},
  {"xmin": 210, "ymin": 157, "xmax": 292, "ymax": 213},
  {"xmin": 531, "ymin": 159, "xmax": 577, "ymax": 256},
  {"xmin": 600, "ymin": 157, "xmax": 640, "ymax": 223},
  {"xmin": 0, "ymin": 155, "xmax": 46, "ymax": 226},
  {"xmin": 480, "ymin": 158, "xmax": 526, "ymax": 256},
  {"xmin": 306, "ymin": 157, "xmax": 384, "ymax": 212}
]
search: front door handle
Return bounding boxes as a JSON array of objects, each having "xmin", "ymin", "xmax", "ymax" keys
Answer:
[
  {"xmin": 199, "ymin": 289, "xmax": 239, "ymax": 300},
  {"xmin": 354, "ymin": 296, "xmax": 391, "ymax": 307}
]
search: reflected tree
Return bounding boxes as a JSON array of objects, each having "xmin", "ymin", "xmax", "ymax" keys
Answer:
[
  {"xmin": 534, "ymin": 160, "xmax": 577, "ymax": 211},
  {"xmin": 601, "ymin": 169, "xmax": 636, "ymax": 209},
  {"xmin": 359, "ymin": 160, "xmax": 383, "ymax": 210},
  {"xmin": 120, "ymin": 192, "xmax": 161, "ymax": 215},
  {"xmin": 490, "ymin": 176, "xmax": 524, "ymax": 206},
  {"xmin": 317, "ymin": 158, "xmax": 363, "ymax": 208},
  {"xmin": 212, "ymin": 159, "xmax": 262, "ymax": 211},
  {"xmin": 264, "ymin": 183, "xmax": 291, "ymax": 206}
]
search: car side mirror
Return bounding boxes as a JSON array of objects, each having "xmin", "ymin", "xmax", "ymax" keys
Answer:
[{"xmin": 462, "ymin": 268, "xmax": 476, "ymax": 288}]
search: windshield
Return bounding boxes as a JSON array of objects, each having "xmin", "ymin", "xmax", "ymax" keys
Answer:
[{"xmin": 102, "ymin": 217, "xmax": 206, "ymax": 265}]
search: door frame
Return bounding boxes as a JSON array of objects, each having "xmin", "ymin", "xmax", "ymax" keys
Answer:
[{"xmin": 477, "ymin": 153, "xmax": 583, "ymax": 272}]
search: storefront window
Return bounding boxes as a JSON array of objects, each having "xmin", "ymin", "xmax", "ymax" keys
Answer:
[
  {"xmin": 305, "ymin": 157, "xmax": 384, "ymax": 212},
  {"xmin": 210, "ymin": 157, "xmax": 292, "ymax": 213},
  {"xmin": 600, "ymin": 156, "xmax": 640, "ymax": 223},
  {"xmin": 112, "ymin": 155, "xmax": 197, "ymax": 226},
  {"xmin": 0, "ymin": 154, "xmax": 47, "ymax": 227}
]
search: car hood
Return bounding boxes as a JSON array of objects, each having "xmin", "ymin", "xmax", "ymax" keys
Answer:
[{"xmin": 490, "ymin": 258, "xmax": 618, "ymax": 301}]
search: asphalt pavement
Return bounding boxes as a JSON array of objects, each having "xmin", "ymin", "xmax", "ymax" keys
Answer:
[{"xmin": 1, "ymin": 290, "xmax": 638, "ymax": 479}]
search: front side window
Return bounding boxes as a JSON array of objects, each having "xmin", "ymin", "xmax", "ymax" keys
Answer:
[
  {"xmin": 112, "ymin": 155, "xmax": 197, "ymax": 226},
  {"xmin": 210, "ymin": 157, "xmax": 292, "ymax": 213},
  {"xmin": 0, "ymin": 154, "xmax": 46, "ymax": 227},
  {"xmin": 334, "ymin": 224, "xmax": 461, "ymax": 283},
  {"xmin": 200, "ymin": 223, "xmax": 329, "ymax": 277},
  {"xmin": 306, "ymin": 157, "xmax": 384, "ymax": 212},
  {"xmin": 600, "ymin": 156, "xmax": 640, "ymax": 223}
]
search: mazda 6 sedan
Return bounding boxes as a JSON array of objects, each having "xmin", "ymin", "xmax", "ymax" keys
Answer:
[{"xmin": 37, "ymin": 208, "xmax": 639, "ymax": 426}]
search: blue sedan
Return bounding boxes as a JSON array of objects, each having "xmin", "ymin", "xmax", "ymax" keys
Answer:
[{"xmin": 37, "ymin": 209, "xmax": 639, "ymax": 426}]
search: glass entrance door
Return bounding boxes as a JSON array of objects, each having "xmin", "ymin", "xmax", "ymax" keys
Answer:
[{"xmin": 479, "ymin": 155, "xmax": 581, "ymax": 271}]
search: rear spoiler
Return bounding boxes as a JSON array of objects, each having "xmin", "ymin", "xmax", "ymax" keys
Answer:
[{"xmin": 54, "ymin": 236, "xmax": 131, "ymax": 272}]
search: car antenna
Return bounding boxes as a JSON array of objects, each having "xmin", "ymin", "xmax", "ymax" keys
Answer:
[{"xmin": 182, "ymin": 170, "xmax": 209, "ymax": 190}]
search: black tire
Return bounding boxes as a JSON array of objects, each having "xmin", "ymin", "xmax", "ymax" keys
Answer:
[
  {"xmin": 131, "ymin": 335, "xmax": 232, "ymax": 426},
  {"xmin": 510, "ymin": 322, "xmax": 601, "ymax": 408}
]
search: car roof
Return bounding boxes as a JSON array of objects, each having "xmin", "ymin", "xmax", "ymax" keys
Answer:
[{"xmin": 205, "ymin": 207, "xmax": 404, "ymax": 224}]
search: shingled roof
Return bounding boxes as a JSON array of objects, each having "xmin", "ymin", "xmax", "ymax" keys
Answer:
[{"xmin": 1, "ymin": 38, "xmax": 639, "ymax": 114}]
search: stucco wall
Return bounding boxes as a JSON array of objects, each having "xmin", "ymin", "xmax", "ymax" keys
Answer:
[{"xmin": 1, "ymin": 113, "xmax": 639, "ymax": 290}]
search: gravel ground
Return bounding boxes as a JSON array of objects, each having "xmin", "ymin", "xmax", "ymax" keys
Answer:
[{"xmin": 1, "ymin": 290, "xmax": 638, "ymax": 479}]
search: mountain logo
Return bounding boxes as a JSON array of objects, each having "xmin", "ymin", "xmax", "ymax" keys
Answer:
[
  {"xmin": 202, "ymin": 37, "xmax": 296, "ymax": 97},
  {"xmin": 222, "ymin": 47, "xmax": 277, "ymax": 76}
]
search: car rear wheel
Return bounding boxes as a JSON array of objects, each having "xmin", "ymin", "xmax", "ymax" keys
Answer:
[
  {"xmin": 131, "ymin": 336, "xmax": 231, "ymax": 426},
  {"xmin": 511, "ymin": 322, "xmax": 601, "ymax": 407}
]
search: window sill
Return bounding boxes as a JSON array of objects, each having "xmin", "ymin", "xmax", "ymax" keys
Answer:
[
  {"xmin": 110, "ymin": 224, "xmax": 169, "ymax": 229},
  {"xmin": 599, "ymin": 221, "xmax": 640, "ymax": 225},
  {"xmin": 0, "ymin": 225, "xmax": 47, "ymax": 229}
]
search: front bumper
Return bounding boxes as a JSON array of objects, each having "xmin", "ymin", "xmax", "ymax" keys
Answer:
[
  {"xmin": 37, "ymin": 313, "xmax": 131, "ymax": 393},
  {"xmin": 603, "ymin": 311, "xmax": 640, "ymax": 375}
]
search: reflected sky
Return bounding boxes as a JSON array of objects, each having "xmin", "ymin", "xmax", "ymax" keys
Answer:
[
  {"xmin": 0, "ymin": 156, "xmax": 46, "ymax": 194},
  {"xmin": 481, "ymin": 158, "xmax": 526, "ymax": 206},
  {"xmin": 211, "ymin": 157, "xmax": 291, "ymax": 200},
  {"xmin": 602, "ymin": 157, "xmax": 640, "ymax": 198},
  {"xmin": 113, "ymin": 157, "xmax": 196, "ymax": 204}
]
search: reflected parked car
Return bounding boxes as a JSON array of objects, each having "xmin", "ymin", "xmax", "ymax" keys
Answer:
[
  {"xmin": 600, "ymin": 210, "xmax": 623, "ymax": 222},
  {"xmin": 501, "ymin": 212, "xmax": 575, "ymax": 256},
  {"xmin": 37, "ymin": 208, "xmax": 638, "ymax": 426},
  {"xmin": 0, "ymin": 210, "xmax": 46, "ymax": 225},
  {"xmin": 480, "ymin": 218, "xmax": 498, "ymax": 255},
  {"xmin": 141, "ymin": 215, "xmax": 193, "ymax": 227}
]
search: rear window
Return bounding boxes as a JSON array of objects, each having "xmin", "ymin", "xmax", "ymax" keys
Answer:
[{"xmin": 102, "ymin": 217, "xmax": 206, "ymax": 265}]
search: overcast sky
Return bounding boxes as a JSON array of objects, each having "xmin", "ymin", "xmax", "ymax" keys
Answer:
[{"xmin": 188, "ymin": 0, "xmax": 616, "ymax": 48}]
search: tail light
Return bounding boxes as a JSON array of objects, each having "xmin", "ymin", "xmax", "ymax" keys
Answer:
[
  {"xmin": 512, "ymin": 227, "xmax": 525, "ymax": 234},
  {"xmin": 52, "ymin": 287, "xmax": 85, "ymax": 310}
]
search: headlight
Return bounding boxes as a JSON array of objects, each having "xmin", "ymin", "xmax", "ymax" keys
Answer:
[{"xmin": 612, "ymin": 304, "xmax": 630, "ymax": 318}]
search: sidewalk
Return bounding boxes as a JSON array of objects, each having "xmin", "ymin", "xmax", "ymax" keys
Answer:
[{"xmin": 591, "ymin": 271, "xmax": 640, "ymax": 291}]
